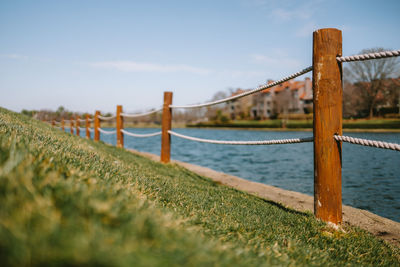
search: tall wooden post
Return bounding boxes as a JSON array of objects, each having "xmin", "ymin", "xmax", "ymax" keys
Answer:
[
  {"xmin": 94, "ymin": 111, "xmax": 100, "ymax": 141},
  {"xmin": 313, "ymin": 28, "xmax": 343, "ymax": 225},
  {"xmin": 61, "ymin": 119, "xmax": 65, "ymax": 131},
  {"xmin": 70, "ymin": 119, "xmax": 74, "ymax": 134},
  {"xmin": 116, "ymin": 105, "xmax": 124, "ymax": 148},
  {"xmin": 161, "ymin": 92, "xmax": 173, "ymax": 163},
  {"xmin": 76, "ymin": 116, "xmax": 80, "ymax": 136},
  {"xmin": 51, "ymin": 120, "xmax": 55, "ymax": 127},
  {"xmin": 86, "ymin": 114, "xmax": 91, "ymax": 139}
]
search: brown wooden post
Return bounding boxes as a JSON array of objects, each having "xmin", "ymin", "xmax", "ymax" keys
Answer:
[
  {"xmin": 61, "ymin": 118, "xmax": 65, "ymax": 131},
  {"xmin": 51, "ymin": 120, "xmax": 55, "ymax": 127},
  {"xmin": 70, "ymin": 119, "xmax": 74, "ymax": 134},
  {"xmin": 94, "ymin": 111, "xmax": 100, "ymax": 141},
  {"xmin": 313, "ymin": 28, "xmax": 343, "ymax": 224},
  {"xmin": 116, "ymin": 105, "xmax": 124, "ymax": 148},
  {"xmin": 76, "ymin": 116, "xmax": 80, "ymax": 136},
  {"xmin": 161, "ymin": 92, "xmax": 173, "ymax": 163},
  {"xmin": 86, "ymin": 114, "xmax": 91, "ymax": 139}
]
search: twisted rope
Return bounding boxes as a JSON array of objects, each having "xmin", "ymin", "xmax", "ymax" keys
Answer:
[
  {"xmin": 121, "ymin": 108, "xmax": 162, "ymax": 118},
  {"xmin": 88, "ymin": 128, "xmax": 94, "ymax": 133},
  {"xmin": 170, "ymin": 66, "xmax": 313, "ymax": 109},
  {"xmin": 98, "ymin": 115, "xmax": 116, "ymax": 121},
  {"xmin": 337, "ymin": 50, "xmax": 400, "ymax": 63},
  {"xmin": 79, "ymin": 127, "xmax": 86, "ymax": 131},
  {"xmin": 98, "ymin": 128, "xmax": 116, "ymax": 135},
  {"xmin": 334, "ymin": 135, "xmax": 400, "ymax": 151},
  {"xmin": 169, "ymin": 130, "xmax": 313, "ymax": 145},
  {"xmin": 78, "ymin": 119, "xmax": 86, "ymax": 122},
  {"xmin": 121, "ymin": 129, "xmax": 162, "ymax": 138}
]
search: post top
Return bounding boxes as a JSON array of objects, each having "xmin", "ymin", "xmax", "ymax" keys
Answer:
[{"xmin": 314, "ymin": 28, "xmax": 341, "ymax": 33}]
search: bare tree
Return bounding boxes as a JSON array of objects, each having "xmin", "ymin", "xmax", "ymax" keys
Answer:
[
  {"xmin": 205, "ymin": 90, "xmax": 228, "ymax": 121},
  {"xmin": 344, "ymin": 48, "xmax": 399, "ymax": 118}
]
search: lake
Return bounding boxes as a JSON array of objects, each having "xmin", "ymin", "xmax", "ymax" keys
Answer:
[{"xmin": 80, "ymin": 128, "xmax": 400, "ymax": 222}]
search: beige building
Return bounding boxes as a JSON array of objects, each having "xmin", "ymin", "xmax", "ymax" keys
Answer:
[
  {"xmin": 226, "ymin": 89, "xmax": 253, "ymax": 120},
  {"xmin": 251, "ymin": 78, "xmax": 312, "ymax": 119}
]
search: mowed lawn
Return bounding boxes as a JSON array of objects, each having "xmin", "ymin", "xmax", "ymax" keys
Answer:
[{"xmin": 0, "ymin": 107, "xmax": 399, "ymax": 266}]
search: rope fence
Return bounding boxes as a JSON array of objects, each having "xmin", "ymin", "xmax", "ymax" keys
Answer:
[
  {"xmin": 169, "ymin": 130, "xmax": 314, "ymax": 145},
  {"xmin": 98, "ymin": 128, "xmax": 116, "ymax": 135},
  {"xmin": 121, "ymin": 129, "xmax": 162, "ymax": 138},
  {"xmin": 337, "ymin": 49, "xmax": 400, "ymax": 63},
  {"xmin": 170, "ymin": 66, "xmax": 312, "ymax": 109},
  {"xmin": 46, "ymin": 28, "xmax": 399, "ymax": 226},
  {"xmin": 98, "ymin": 115, "xmax": 116, "ymax": 121},
  {"xmin": 334, "ymin": 135, "xmax": 400, "ymax": 151},
  {"xmin": 121, "ymin": 108, "xmax": 162, "ymax": 118}
]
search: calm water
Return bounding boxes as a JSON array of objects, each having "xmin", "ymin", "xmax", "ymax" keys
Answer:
[{"xmin": 78, "ymin": 128, "xmax": 400, "ymax": 222}]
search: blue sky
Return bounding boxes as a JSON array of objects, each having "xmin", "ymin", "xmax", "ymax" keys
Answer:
[{"xmin": 1, "ymin": 0, "xmax": 399, "ymax": 113}]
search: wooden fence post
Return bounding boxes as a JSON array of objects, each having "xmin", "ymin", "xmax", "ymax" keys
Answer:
[
  {"xmin": 161, "ymin": 91, "xmax": 173, "ymax": 163},
  {"xmin": 313, "ymin": 28, "xmax": 343, "ymax": 225},
  {"xmin": 61, "ymin": 118, "xmax": 65, "ymax": 131},
  {"xmin": 94, "ymin": 111, "xmax": 100, "ymax": 141},
  {"xmin": 70, "ymin": 119, "xmax": 74, "ymax": 134},
  {"xmin": 76, "ymin": 116, "xmax": 80, "ymax": 136},
  {"xmin": 116, "ymin": 105, "xmax": 124, "ymax": 148},
  {"xmin": 86, "ymin": 114, "xmax": 91, "ymax": 139},
  {"xmin": 51, "ymin": 120, "xmax": 55, "ymax": 127}
]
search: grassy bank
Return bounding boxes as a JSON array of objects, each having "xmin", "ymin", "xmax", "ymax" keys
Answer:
[
  {"xmin": 0, "ymin": 107, "xmax": 399, "ymax": 266},
  {"xmin": 188, "ymin": 118, "xmax": 400, "ymax": 130}
]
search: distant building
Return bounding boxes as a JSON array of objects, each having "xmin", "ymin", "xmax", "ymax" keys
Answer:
[
  {"xmin": 251, "ymin": 77, "xmax": 312, "ymax": 119},
  {"xmin": 225, "ymin": 89, "xmax": 253, "ymax": 120}
]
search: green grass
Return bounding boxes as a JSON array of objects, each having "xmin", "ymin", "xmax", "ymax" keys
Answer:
[
  {"xmin": 0, "ymin": 107, "xmax": 399, "ymax": 266},
  {"xmin": 343, "ymin": 119, "xmax": 400, "ymax": 129},
  {"xmin": 188, "ymin": 119, "xmax": 400, "ymax": 130}
]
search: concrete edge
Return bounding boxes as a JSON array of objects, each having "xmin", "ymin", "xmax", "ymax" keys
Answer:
[{"xmin": 128, "ymin": 148, "xmax": 400, "ymax": 247}]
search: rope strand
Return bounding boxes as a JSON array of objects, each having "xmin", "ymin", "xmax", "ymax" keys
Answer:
[
  {"xmin": 98, "ymin": 128, "xmax": 116, "ymax": 135},
  {"xmin": 98, "ymin": 115, "xmax": 116, "ymax": 121},
  {"xmin": 334, "ymin": 135, "xmax": 400, "ymax": 151},
  {"xmin": 121, "ymin": 108, "xmax": 162, "ymax": 118},
  {"xmin": 169, "ymin": 130, "xmax": 313, "ymax": 145},
  {"xmin": 337, "ymin": 49, "xmax": 400, "ymax": 63},
  {"xmin": 121, "ymin": 129, "xmax": 161, "ymax": 138},
  {"xmin": 170, "ymin": 66, "xmax": 312, "ymax": 109}
]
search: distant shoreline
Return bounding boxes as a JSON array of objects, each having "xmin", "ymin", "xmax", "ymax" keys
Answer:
[
  {"xmin": 99, "ymin": 125, "xmax": 400, "ymax": 133},
  {"xmin": 97, "ymin": 118, "xmax": 400, "ymax": 132},
  {"xmin": 185, "ymin": 127, "xmax": 400, "ymax": 133}
]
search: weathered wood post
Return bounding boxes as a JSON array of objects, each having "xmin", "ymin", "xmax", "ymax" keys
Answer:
[
  {"xmin": 86, "ymin": 114, "xmax": 91, "ymax": 139},
  {"xmin": 70, "ymin": 119, "xmax": 74, "ymax": 134},
  {"xmin": 313, "ymin": 28, "xmax": 343, "ymax": 225},
  {"xmin": 161, "ymin": 91, "xmax": 173, "ymax": 163},
  {"xmin": 76, "ymin": 115, "xmax": 80, "ymax": 136},
  {"xmin": 116, "ymin": 105, "xmax": 124, "ymax": 148},
  {"xmin": 61, "ymin": 118, "xmax": 65, "ymax": 131},
  {"xmin": 51, "ymin": 120, "xmax": 55, "ymax": 127},
  {"xmin": 94, "ymin": 111, "xmax": 100, "ymax": 141}
]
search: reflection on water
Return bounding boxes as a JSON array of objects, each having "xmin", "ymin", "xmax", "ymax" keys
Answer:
[{"xmin": 81, "ymin": 128, "xmax": 400, "ymax": 222}]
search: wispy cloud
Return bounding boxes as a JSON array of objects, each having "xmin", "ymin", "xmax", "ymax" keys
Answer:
[
  {"xmin": 295, "ymin": 22, "xmax": 317, "ymax": 37},
  {"xmin": 271, "ymin": 7, "xmax": 314, "ymax": 21},
  {"xmin": 0, "ymin": 54, "xmax": 28, "ymax": 60},
  {"xmin": 219, "ymin": 69, "xmax": 266, "ymax": 80},
  {"xmin": 89, "ymin": 60, "xmax": 211, "ymax": 75},
  {"xmin": 88, "ymin": 60, "xmax": 280, "ymax": 81},
  {"xmin": 250, "ymin": 52, "xmax": 301, "ymax": 69}
]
